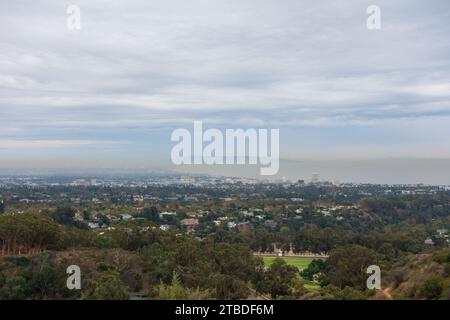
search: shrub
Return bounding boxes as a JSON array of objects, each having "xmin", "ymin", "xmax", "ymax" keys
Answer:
[{"xmin": 418, "ymin": 276, "xmax": 444, "ymax": 300}]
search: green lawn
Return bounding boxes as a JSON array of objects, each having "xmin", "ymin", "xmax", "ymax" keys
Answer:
[{"xmin": 262, "ymin": 256, "xmax": 314, "ymax": 270}]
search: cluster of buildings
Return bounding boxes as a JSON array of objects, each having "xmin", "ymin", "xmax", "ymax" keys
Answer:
[{"xmin": 425, "ymin": 229, "xmax": 450, "ymax": 246}]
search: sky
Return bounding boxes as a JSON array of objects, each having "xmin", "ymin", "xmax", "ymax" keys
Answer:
[{"xmin": 1, "ymin": 0, "xmax": 450, "ymax": 182}]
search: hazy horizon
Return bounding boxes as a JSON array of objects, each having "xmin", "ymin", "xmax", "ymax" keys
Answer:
[{"xmin": 0, "ymin": 158, "xmax": 450, "ymax": 185}]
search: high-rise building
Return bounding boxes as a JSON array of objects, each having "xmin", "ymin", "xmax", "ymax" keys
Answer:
[{"xmin": 311, "ymin": 173, "xmax": 320, "ymax": 183}]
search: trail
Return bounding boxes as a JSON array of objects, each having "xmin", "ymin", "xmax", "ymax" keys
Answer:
[{"xmin": 381, "ymin": 287, "xmax": 393, "ymax": 300}]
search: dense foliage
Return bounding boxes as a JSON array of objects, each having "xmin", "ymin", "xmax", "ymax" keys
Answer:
[{"xmin": 0, "ymin": 181, "xmax": 449, "ymax": 300}]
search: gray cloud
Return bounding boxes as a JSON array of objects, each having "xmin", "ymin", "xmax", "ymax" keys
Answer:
[{"xmin": 0, "ymin": 0, "xmax": 450, "ymax": 161}]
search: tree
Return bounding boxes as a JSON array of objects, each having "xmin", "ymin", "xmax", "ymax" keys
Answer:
[
  {"xmin": 157, "ymin": 272, "xmax": 213, "ymax": 300},
  {"xmin": 212, "ymin": 274, "xmax": 248, "ymax": 300},
  {"xmin": 143, "ymin": 207, "xmax": 159, "ymax": 223},
  {"xmin": 300, "ymin": 259, "xmax": 326, "ymax": 281},
  {"xmin": 97, "ymin": 213, "xmax": 110, "ymax": 226},
  {"xmin": 0, "ymin": 213, "xmax": 62, "ymax": 256},
  {"xmin": 0, "ymin": 201, "xmax": 4, "ymax": 215},
  {"xmin": 89, "ymin": 271, "xmax": 131, "ymax": 300},
  {"xmin": 82, "ymin": 211, "xmax": 91, "ymax": 221},
  {"xmin": 53, "ymin": 207, "xmax": 76, "ymax": 226},
  {"xmin": 324, "ymin": 245, "xmax": 377, "ymax": 290},
  {"xmin": 293, "ymin": 229, "xmax": 313, "ymax": 253},
  {"xmin": 318, "ymin": 285, "xmax": 367, "ymax": 300},
  {"xmin": 255, "ymin": 258, "xmax": 304, "ymax": 299},
  {"xmin": 140, "ymin": 243, "xmax": 176, "ymax": 285},
  {"xmin": 418, "ymin": 276, "xmax": 444, "ymax": 300},
  {"xmin": 29, "ymin": 263, "xmax": 60, "ymax": 299}
]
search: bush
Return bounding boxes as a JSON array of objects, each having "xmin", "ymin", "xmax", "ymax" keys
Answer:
[
  {"xmin": 388, "ymin": 270, "xmax": 405, "ymax": 288},
  {"xmin": 157, "ymin": 273, "xmax": 213, "ymax": 300},
  {"xmin": 432, "ymin": 249, "xmax": 450, "ymax": 264},
  {"xmin": 0, "ymin": 276, "xmax": 29, "ymax": 300},
  {"xmin": 418, "ymin": 276, "xmax": 444, "ymax": 300},
  {"xmin": 212, "ymin": 274, "xmax": 247, "ymax": 300},
  {"xmin": 444, "ymin": 263, "xmax": 450, "ymax": 278},
  {"xmin": 87, "ymin": 271, "xmax": 131, "ymax": 300}
]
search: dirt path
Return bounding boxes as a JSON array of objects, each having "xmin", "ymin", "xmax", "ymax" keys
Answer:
[{"xmin": 381, "ymin": 287, "xmax": 393, "ymax": 300}]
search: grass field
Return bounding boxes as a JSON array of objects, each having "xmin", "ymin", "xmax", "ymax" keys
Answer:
[{"xmin": 262, "ymin": 256, "xmax": 314, "ymax": 270}]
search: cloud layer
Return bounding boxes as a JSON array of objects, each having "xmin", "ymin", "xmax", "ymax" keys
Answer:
[{"xmin": 1, "ymin": 0, "xmax": 450, "ymax": 161}]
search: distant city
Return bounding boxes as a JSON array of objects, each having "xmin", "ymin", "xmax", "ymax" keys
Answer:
[{"xmin": 2, "ymin": 173, "xmax": 450, "ymax": 189}]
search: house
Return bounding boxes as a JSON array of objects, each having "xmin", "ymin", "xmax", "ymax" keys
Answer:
[
  {"xmin": 181, "ymin": 218, "xmax": 199, "ymax": 233},
  {"xmin": 181, "ymin": 218, "xmax": 199, "ymax": 226},
  {"xmin": 120, "ymin": 214, "xmax": 133, "ymax": 221},
  {"xmin": 227, "ymin": 221, "xmax": 237, "ymax": 229},
  {"xmin": 109, "ymin": 216, "xmax": 120, "ymax": 223},
  {"xmin": 159, "ymin": 225, "xmax": 170, "ymax": 231},
  {"xmin": 159, "ymin": 211, "xmax": 177, "ymax": 218},
  {"xmin": 424, "ymin": 238, "xmax": 435, "ymax": 245},
  {"xmin": 241, "ymin": 210, "xmax": 254, "ymax": 217},
  {"xmin": 88, "ymin": 222, "xmax": 101, "ymax": 229},
  {"xmin": 187, "ymin": 211, "xmax": 203, "ymax": 218},
  {"xmin": 319, "ymin": 209, "xmax": 331, "ymax": 216}
]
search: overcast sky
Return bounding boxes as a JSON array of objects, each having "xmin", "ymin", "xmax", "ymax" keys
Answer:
[{"xmin": 1, "ymin": 0, "xmax": 450, "ymax": 181}]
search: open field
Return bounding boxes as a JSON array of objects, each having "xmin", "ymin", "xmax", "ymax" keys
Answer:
[{"xmin": 262, "ymin": 256, "xmax": 315, "ymax": 270}]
